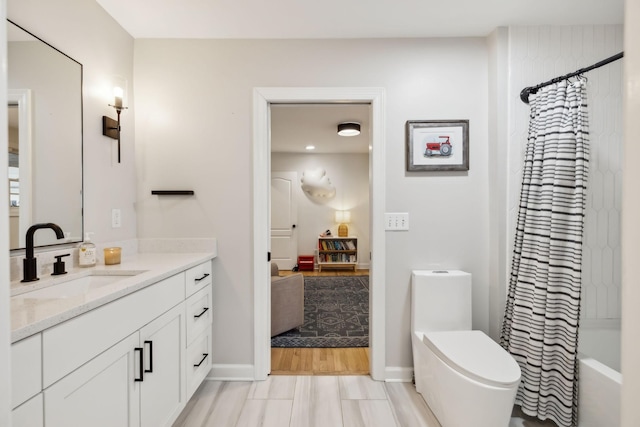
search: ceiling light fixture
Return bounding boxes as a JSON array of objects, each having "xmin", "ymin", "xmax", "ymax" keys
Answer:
[
  {"xmin": 305, "ymin": 145, "xmax": 316, "ymax": 150},
  {"xmin": 337, "ymin": 122, "xmax": 361, "ymax": 137}
]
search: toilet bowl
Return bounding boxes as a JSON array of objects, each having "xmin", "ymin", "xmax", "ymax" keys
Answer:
[{"xmin": 411, "ymin": 270, "xmax": 521, "ymax": 427}]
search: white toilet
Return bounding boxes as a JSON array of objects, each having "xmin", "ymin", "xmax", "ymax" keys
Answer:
[{"xmin": 411, "ymin": 270, "xmax": 521, "ymax": 427}]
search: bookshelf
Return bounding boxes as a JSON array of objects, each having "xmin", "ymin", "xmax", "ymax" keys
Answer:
[{"xmin": 317, "ymin": 237, "xmax": 357, "ymax": 272}]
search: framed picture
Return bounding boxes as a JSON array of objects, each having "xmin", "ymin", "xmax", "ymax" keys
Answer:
[{"xmin": 406, "ymin": 120, "xmax": 469, "ymax": 172}]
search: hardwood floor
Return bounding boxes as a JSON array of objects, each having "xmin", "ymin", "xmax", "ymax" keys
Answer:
[
  {"xmin": 272, "ymin": 269, "xmax": 370, "ymax": 376},
  {"xmin": 271, "ymin": 347, "xmax": 370, "ymax": 375}
]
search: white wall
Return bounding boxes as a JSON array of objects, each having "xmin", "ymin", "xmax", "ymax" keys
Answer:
[
  {"xmin": 8, "ymin": 0, "xmax": 136, "ymax": 249},
  {"xmin": 621, "ymin": 1, "xmax": 640, "ymax": 425},
  {"xmin": 272, "ymin": 153, "xmax": 370, "ymax": 269},
  {"xmin": 134, "ymin": 37, "xmax": 490, "ymax": 370}
]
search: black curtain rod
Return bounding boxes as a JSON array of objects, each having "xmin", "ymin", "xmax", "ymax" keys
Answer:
[{"xmin": 520, "ymin": 51, "xmax": 624, "ymax": 104}]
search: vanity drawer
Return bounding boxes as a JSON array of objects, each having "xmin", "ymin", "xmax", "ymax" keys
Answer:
[
  {"xmin": 186, "ymin": 328, "xmax": 212, "ymax": 399},
  {"xmin": 186, "ymin": 285, "xmax": 212, "ymax": 346},
  {"xmin": 42, "ymin": 272, "xmax": 184, "ymax": 388},
  {"xmin": 185, "ymin": 261, "xmax": 212, "ymax": 297},
  {"xmin": 12, "ymin": 334, "xmax": 42, "ymax": 408}
]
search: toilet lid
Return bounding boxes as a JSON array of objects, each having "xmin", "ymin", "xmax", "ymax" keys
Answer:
[{"xmin": 422, "ymin": 330, "xmax": 521, "ymax": 387}]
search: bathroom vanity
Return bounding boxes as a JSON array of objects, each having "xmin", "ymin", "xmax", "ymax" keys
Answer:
[{"xmin": 10, "ymin": 252, "xmax": 215, "ymax": 427}]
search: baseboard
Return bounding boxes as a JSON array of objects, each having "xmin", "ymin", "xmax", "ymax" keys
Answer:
[
  {"xmin": 207, "ymin": 364, "xmax": 256, "ymax": 381},
  {"xmin": 384, "ymin": 366, "xmax": 413, "ymax": 382},
  {"xmin": 357, "ymin": 262, "xmax": 370, "ymax": 270}
]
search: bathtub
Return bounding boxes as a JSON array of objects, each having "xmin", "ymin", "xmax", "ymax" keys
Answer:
[{"xmin": 577, "ymin": 320, "xmax": 622, "ymax": 427}]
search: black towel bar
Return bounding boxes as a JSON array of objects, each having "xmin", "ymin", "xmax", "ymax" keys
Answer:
[{"xmin": 151, "ymin": 190, "xmax": 195, "ymax": 195}]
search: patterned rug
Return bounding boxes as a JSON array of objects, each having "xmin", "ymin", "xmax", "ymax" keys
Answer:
[{"xmin": 271, "ymin": 275, "xmax": 369, "ymax": 348}]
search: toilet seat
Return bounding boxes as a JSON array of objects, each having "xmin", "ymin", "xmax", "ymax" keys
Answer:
[{"xmin": 422, "ymin": 330, "xmax": 521, "ymax": 388}]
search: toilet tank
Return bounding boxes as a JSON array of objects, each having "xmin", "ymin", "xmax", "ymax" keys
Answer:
[{"xmin": 411, "ymin": 270, "xmax": 472, "ymax": 332}]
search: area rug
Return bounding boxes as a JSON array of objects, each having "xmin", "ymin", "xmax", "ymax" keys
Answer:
[{"xmin": 271, "ymin": 275, "xmax": 369, "ymax": 348}]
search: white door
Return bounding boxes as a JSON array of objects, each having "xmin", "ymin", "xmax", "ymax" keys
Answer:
[
  {"xmin": 140, "ymin": 304, "xmax": 186, "ymax": 427},
  {"xmin": 44, "ymin": 333, "xmax": 140, "ymax": 427},
  {"xmin": 271, "ymin": 171, "xmax": 298, "ymax": 270}
]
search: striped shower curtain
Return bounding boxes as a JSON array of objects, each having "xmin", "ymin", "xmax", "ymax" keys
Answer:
[{"xmin": 500, "ymin": 78, "xmax": 589, "ymax": 427}]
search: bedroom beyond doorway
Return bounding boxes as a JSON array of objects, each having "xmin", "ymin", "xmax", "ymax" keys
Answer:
[{"xmin": 271, "ymin": 269, "xmax": 370, "ymax": 376}]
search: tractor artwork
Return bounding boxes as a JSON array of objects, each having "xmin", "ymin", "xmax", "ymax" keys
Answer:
[{"xmin": 424, "ymin": 135, "xmax": 453, "ymax": 157}]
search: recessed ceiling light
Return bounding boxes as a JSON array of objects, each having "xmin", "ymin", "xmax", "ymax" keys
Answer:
[{"xmin": 305, "ymin": 145, "xmax": 315, "ymax": 150}]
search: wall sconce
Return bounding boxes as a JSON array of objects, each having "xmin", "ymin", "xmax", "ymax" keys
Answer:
[
  {"xmin": 102, "ymin": 87, "xmax": 128, "ymax": 163},
  {"xmin": 337, "ymin": 122, "xmax": 361, "ymax": 137},
  {"xmin": 335, "ymin": 210, "xmax": 351, "ymax": 237}
]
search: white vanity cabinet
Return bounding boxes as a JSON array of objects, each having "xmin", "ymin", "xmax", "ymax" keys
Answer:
[
  {"xmin": 12, "ymin": 393, "xmax": 43, "ymax": 427},
  {"xmin": 45, "ymin": 333, "xmax": 140, "ymax": 426},
  {"xmin": 139, "ymin": 303, "xmax": 186, "ymax": 427},
  {"xmin": 11, "ymin": 258, "xmax": 215, "ymax": 427},
  {"xmin": 11, "ymin": 333, "xmax": 43, "ymax": 427},
  {"xmin": 11, "ymin": 333, "xmax": 41, "ymax": 408},
  {"xmin": 185, "ymin": 283, "xmax": 213, "ymax": 398},
  {"xmin": 44, "ymin": 304, "xmax": 187, "ymax": 427}
]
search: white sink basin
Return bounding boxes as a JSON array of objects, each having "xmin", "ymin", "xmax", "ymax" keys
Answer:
[{"xmin": 14, "ymin": 271, "xmax": 146, "ymax": 299}]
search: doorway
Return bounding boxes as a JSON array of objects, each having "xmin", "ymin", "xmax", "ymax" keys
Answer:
[
  {"xmin": 269, "ymin": 103, "xmax": 371, "ymax": 375},
  {"xmin": 252, "ymin": 87, "xmax": 386, "ymax": 381}
]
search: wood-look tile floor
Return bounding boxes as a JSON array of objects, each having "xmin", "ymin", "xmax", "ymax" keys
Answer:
[
  {"xmin": 173, "ymin": 376, "xmax": 557, "ymax": 427},
  {"xmin": 173, "ymin": 375, "xmax": 441, "ymax": 427},
  {"xmin": 198, "ymin": 269, "xmax": 554, "ymax": 427}
]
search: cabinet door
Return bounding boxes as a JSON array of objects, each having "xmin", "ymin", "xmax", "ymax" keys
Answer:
[
  {"xmin": 13, "ymin": 393, "xmax": 43, "ymax": 427},
  {"xmin": 44, "ymin": 333, "xmax": 140, "ymax": 427},
  {"xmin": 139, "ymin": 303, "xmax": 186, "ymax": 427}
]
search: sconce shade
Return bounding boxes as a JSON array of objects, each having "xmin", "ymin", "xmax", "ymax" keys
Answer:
[
  {"xmin": 335, "ymin": 210, "xmax": 351, "ymax": 237},
  {"xmin": 113, "ymin": 87, "xmax": 124, "ymax": 108},
  {"xmin": 337, "ymin": 122, "xmax": 361, "ymax": 137}
]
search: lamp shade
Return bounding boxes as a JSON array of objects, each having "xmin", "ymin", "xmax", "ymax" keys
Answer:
[
  {"xmin": 335, "ymin": 210, "xmax": 351, "ymax": 224},
  {"xmin": 337, "ymin": 122, "xmax": 361, "ymax": 137}
]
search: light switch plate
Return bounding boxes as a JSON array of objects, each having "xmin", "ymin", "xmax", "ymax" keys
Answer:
[{"xmin": 385, "ymin": 213, "xmax": 409, "ymax": 230}]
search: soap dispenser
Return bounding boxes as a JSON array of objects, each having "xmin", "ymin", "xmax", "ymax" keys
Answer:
[{"xmin": 78, "ymin": 232, "xmax": 96, "ymax": 267}]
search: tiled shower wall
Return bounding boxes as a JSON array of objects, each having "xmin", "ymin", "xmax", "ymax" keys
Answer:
[{"xmin": 507, "ymin": 25, "xmax": 624, "ymax": 321}]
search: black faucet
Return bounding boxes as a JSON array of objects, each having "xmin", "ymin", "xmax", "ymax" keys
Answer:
[{"xmin": 22, "ymin": 223, "xmax": 65, "ymax": 283}]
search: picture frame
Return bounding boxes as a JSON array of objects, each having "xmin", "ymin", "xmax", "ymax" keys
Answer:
[{"xmin": 406, "ymin": 120, "xmax": 469, "ymax": 172}]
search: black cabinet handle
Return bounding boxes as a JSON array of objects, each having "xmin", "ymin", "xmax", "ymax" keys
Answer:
[
  {"xmin": 195, "ymin": 273, "xmax": 210, "ymax": 282},
  {"xmin": 194, "ymin": 307, "xmax": 209, "ymax": 319},
  {"xmin": 194, "ymin": 353, "xmax": 209, "ymax": 367},
  {"xmin": 134, "ymin": 347, "xmax": 144, "ymax": 382},
  {"xmin": 144, "ymin": 341, "xmax": 153, "ymax": 373}
]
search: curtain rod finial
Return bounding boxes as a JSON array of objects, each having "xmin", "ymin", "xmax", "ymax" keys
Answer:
[{"xmin": 520, "ymin": 87, "xmax": 532, "ymax": 104}]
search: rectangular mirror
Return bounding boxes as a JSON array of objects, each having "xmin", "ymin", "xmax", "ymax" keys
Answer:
[{"xmin": 8, "ymin": 20, "xmax": 83, "ymax": 250}]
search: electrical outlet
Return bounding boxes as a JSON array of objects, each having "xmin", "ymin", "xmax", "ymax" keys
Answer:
[
  {"xmin": 385, "ymin": 212, "xmax": 409, "ymax": 230},
  {"xmin": 111, "ymin": 208, "xmax": 121, "ymax": 228}
]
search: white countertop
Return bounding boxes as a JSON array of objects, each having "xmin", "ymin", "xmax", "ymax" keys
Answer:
[{"xmin": 10, "ymin": 252, "xmax": 216, "ymax": 343}]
